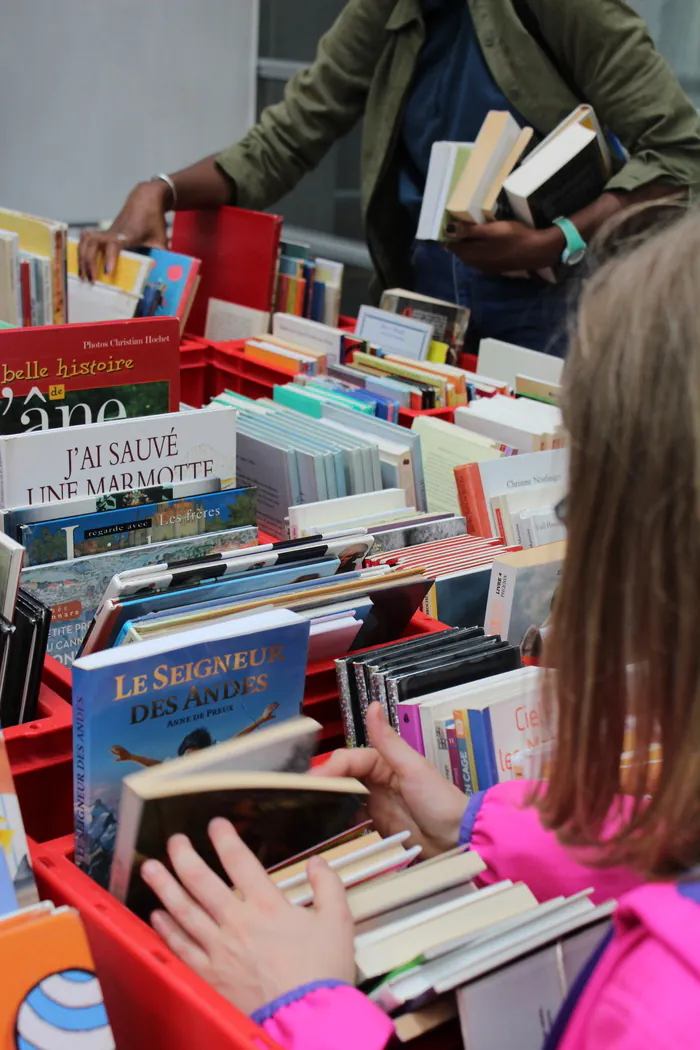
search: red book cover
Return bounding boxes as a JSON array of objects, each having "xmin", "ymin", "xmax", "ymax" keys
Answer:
[
  {"xmin": 171, "ymin": 206, "xmax": 283, "ymax": 335},
  {"xmin": 0, "ymin": 316, "xmax": 180, "ymax": 434},
  {"xmin": 19, "ymin": 261, "xmax": 32, "ymax": 327}
]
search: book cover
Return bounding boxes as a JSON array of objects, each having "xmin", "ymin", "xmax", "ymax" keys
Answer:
[
  {"xmin": 0, "ymin": 907, "xmax": 115, "ymax": 1050},
  {"xmin": 380, "ymin": 290, "xmax": 469, "ymax": 355},
  {"xmin": 21, "ymin": 525, "xmax": 258, "ymax": 666},
  {"xmin": 0, "ymin": 732, "xmax": 39, "ymax": 915},
  {"xmin": 0, "ymin": 406, "xmax": 236, "ymax": 509},
  {"xmin": 0, "ymin": 316, "xmax": 180, "ymax": 435},
  {"xmin": 484, "ymin": 543, "xmax": 564, "ymax": 657},
  {"xmin": 20, "ymin": 485, "xmax": 257, "ymax": 565},
  {"xmin": 172, "ymin": 207, "xmax": 282, "ymax": 335},
  {"xmin": 133, "ymin": 247, "xmax": 201, "ymax": 323},
  {"xmin": 73, "ymin": 609, "xmax": 311, "ymax": 886},
  {"xmin": 4, "ymin": 476, "xmax": 222, "ymax": 538},
  {"xmin": 454, "ymin": 448, "xmax": 568, "ymax": 537}
]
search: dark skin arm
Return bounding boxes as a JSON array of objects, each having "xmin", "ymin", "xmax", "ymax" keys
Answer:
[
  {"xmin": 445, "ymin": 184, "xmax": 683, "ymax": 274},
  {"xmin": 78, "ymin": 155, "xmax": 235, "ymax": 280}
]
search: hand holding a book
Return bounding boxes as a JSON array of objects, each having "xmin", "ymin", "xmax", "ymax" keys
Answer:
[
  {"xmin": 444, "ymin": 219, "xmax": 564, "ymax": 276},
  {"xmin": 142, "ymin": 818, "xmax": 355, "ymax": 1015},
  {"xmin": 314, "ymin": 703, "xmax": 467, "ymax": 858},
  {"xmin": 78, "ymin": 180, "xmax": 169, "ymax": 282}
]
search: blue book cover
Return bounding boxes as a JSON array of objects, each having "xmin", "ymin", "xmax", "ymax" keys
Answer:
[
  {"xmin": 21, "ymin": 525, "xmax": 258, "ymax": 666},
  {"xmin": 133, "ymin": 247, "xmax": 199, "ymax": 320},
  {"xmin": 117, "ymin": 565, "xmax": 365, "ymax": 646},
  {"xmin": 104, "ymin": 557, "xmax": 342, "ymax": 649},
  {"xmin": 73, "ymin": 608, "xmax": 310, "ymax": 887},
  {"xmin": 20, "ymin": 486, "xmax": 257, "ymax": 566},
  {"xmin": 467, "ymin": 710, "xmax": 496, "ymax": 790}
]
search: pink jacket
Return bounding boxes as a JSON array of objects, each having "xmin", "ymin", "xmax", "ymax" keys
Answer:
[{"xmin": 255, "ymin": 781, "xmax": 700, "ymax": 1050}]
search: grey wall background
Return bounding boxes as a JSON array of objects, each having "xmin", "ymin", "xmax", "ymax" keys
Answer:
[{"xmin": 0, "ymin": 0, "xmax": 258, "ymax": 224}]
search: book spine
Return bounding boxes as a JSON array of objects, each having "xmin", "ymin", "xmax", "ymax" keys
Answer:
[
  {"xmin": 453, "ymin": 463, "xmax": 489, "ymax": 537},
  {"xmin": 483, "ymin": 710, "xmax": 500, "ymax": 786},
  {"xmin": 468, "ymin": 710, "xmax": 495, "ymax": 790},
  {"xmin": 434, "ymin": 719, "xmax": 453, "ymax": 781},
  {"xmin": 453, "ymin": 709, "xmax": 477, "ymax": 795},
  {"xmin": 368, "ymin": 669, "xmax": 391, "ymax": 725},
  {"xmin": 335, "ymin": 659, "xmax": 357, "ymax": 748},
  {"xmin": 493, "ymin": 505, "xmax": 508, "ymax": 544},
  {"xmin": 397, "ymin": 703, "xmax": 425, "ymax": 755},
  {"xmin": 484, "ymin": 561, "xmax": 517, "ymax": 643},
  {"xmin": 446, "ymin": 720, "xmax": 464, "ymax": 789},
  {"xmin": 385, "ymin": 676, "xmax": 403, "ymax": 733},
  {"xmin": 72, "ymin": 671, "xmax": 90, "ymax": 872}
]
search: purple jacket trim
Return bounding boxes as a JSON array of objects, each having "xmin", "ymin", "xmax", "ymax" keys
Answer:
[
  {"xmin": 251, "ymin": 980, "xmax": 348, "ymax": 1025},
  {"xmin": 459, "ymin": 790, "xmax": 487, "ymax": 846}
]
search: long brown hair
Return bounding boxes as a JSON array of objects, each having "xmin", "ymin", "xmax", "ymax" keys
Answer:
[{"xmin": 538, "ymin": 206, "xmax": 700, "ymax": 878}]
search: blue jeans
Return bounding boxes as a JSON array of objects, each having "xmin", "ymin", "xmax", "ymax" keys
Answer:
[{"xmin": 412, "ymin": 242, "xmax": 577, "ymax": 357}]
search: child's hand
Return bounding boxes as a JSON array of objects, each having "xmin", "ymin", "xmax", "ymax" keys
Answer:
[
  {"xmin": 141, "ymin": 818, "xmax": 355, "ymax": 1016},
  {"xmin": 313, "ymin": 703, "xmax": 467, "ymax": 857}
]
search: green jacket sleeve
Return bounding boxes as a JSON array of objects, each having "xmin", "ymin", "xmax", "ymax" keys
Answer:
[
  {"xmin": 529, "ymin": 0, "xmax": 700, "ymax": 196},
  {"xmin": 216, "ymin": 0, "xmax": 393, "ymax": 210}
]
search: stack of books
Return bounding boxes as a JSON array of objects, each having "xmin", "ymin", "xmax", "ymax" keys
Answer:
[
  {"xmin": 0, "ymin": 206, "xmax": 68, "ymax": 326},
  {"xmin": 274, "ymin": 239, "xmax": 344, "ymax": 327},
  {"xmin": 66, "ymin": 240, "xmax": 201, "ymax": 332},
  {"xmin": 417, "ymin": 104, "xmax": 614, "ymax": 282},
  {"xmin": 335, "ymin": 626, "xmax": 522, "ymax": 747},
  {"xmin": 105, "ymin": 715, "xmax": 613, "ymax": 1046},
  {"xmin": 208, "ymin": 388, "xmax": 427, "ymax": 537}
]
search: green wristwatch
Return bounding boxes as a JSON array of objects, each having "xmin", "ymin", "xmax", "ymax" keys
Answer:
[{"xmin": 553, "ymin": 217, "xmax": 587, "ymax": 267}]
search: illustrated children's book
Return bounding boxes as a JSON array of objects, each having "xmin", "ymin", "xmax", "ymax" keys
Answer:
[
  {"xmin": 0, "ymin": 904, "xmax": 115, "ymax": 1050},
  {"xmin": 0, "ymin": 733, "xmax": 39, "ymax": 915},
  {"xmin": 20, "ymin": 485, "xmax": 258, "ymax": 566},
  {"xmin": 133, "ymin": 246, "xmax": 201, "ymax": 325},
  {"xmin": 72, "ymin": 607, "xmax": 311, "ymax": 888},
  {"xmin": 0, "ymin": 316, "xmax": 180, "ymax": 434},
  {"xmin": 21, "ymin": 524, "xmax": 258, "ymax": 666}
]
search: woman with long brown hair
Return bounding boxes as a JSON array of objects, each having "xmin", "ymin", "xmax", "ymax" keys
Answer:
[{"xmin": 140, "ymin": 210, "xmax": 700, "ymax": 1048}]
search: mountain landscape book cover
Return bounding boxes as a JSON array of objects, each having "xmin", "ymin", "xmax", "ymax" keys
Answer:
[
  {"xmin": 20, "ymin": 485, "xmax": 257, "ymax": 565},
  {"xmin": 72, "ymin": 610, "xmax": 311, "ymax": 887},
  {"xmin": 0, "ymin": 316, "xmax": 180, "ymax": 433}
]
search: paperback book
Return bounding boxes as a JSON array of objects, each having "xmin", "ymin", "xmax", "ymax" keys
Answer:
[
  {"xmin": 0, "ymin": 316, "xmax": 180, "ymax": 433},
  {"xmin": 73, "ymin": 608, "xmax": 311, "ymax": 888}
]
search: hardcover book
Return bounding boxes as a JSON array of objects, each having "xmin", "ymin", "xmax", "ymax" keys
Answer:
[
  {"xmin": 0, "ymin": 316, "xmax": 180, "ymax": 433},
  {"xmin": 0, "ymin": 406, "xmax": 237, "ymax": 509},
  {"xmin": 20, "ymin": 485, "xmax": 257, "ymax": 565},
  {"xmin": 72, "ymin": 608, "xmax": 312, "ymax": 887},
  {"xmin": 21, "ymin": 525, "xmax": 258, "ymax": 666}
]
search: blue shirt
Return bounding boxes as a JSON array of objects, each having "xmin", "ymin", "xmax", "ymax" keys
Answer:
[{"xmin": 399, "ymin": 0, "xmax": 528, "ymax": 221}]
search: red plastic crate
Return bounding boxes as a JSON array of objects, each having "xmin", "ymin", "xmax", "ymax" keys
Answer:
[
  {"xmin": 30, "ymin": 835, "xmax": 281, "ymax": 1050},
  {"xmin": 6, "ymin": 684, "xmax": 73, "ymax": 843}
]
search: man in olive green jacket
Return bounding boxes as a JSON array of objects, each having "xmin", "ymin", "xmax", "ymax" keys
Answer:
[{"xmin": 81, "ymin": 0, "xmax": 700, "ymax": 348}]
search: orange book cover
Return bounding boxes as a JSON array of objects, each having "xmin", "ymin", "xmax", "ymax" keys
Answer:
[
  {"xmin": 453, "ymin": 463, "xmax": 491, "ymax": 537},
  {"xmin": 0, "ymin": 906, "xmax": 115, "ymax": 1049},
  {"xmin": 243, "ymin": 343, "xmax": 301, "ymax": 376}
]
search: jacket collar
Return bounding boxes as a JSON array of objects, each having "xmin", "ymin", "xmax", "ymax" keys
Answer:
[{"xmin": 385, "ymin": 0, "xmax": 423, "ymax": 31}]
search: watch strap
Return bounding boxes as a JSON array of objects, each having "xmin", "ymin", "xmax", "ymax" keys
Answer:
[{"xmin": 553, "ymin": 217, "xmax": 587, "ymax": 263}]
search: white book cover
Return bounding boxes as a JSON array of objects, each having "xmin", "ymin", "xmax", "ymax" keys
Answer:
[
  {"xmin": 0, "ymin": 407, "xmax": 236, "ymax": 509},
  {"xmin": 67, "ymin": 274, "xmax": 141, "ymax": 324},
  {"xmin": 287, "ymin": 488, "xmax": 406, "ymax": 539},
  {"xmin": 470, "ymin": 448, "xmax": 569, "ymax": 534},
  {"xmin": 205, "ymin": 297, "xmax": 270, "ymax": 341},
  {"xmin": 478, "ymin": 338, "xmax": 564, "ymax": 389},
  {"xmin": 356, "ymin": 306, "xmax": 433, "ymax": 362},
  {"xmin": 413, "ymin": 416, "xmax": 505, "ymax": 515},
  {"xmin": 457, "ymin": 943, "xmax": 564, "ymax": 1050},
  {"xmin": 272, "ymin": 313, "xmax": 344, "ymax": 365}
]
